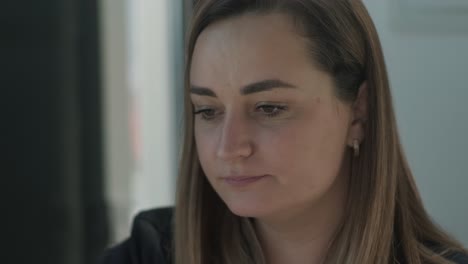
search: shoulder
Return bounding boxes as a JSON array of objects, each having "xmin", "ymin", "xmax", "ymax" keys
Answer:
[{"xmin": 99, "ymin": 207, "xmax": 174, "ymax": 264}]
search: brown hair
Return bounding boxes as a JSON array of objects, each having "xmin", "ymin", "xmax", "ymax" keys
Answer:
[{"xmin": 174, "ymin": 0, "xmax": 467, "ymax": 263}]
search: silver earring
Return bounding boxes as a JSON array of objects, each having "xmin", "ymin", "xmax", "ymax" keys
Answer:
[{"xmin": 353, "ymin": 139, "xmax": 360, "ymax": 157}]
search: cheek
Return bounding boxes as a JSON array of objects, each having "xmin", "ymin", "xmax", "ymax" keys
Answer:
[
  {"xmin": 194, "ymin": 124, "xmax": 218, "ymax": 176},
  {"xmin": 263, "ymin": 112, "xmax": 348, "ymax": 187}
]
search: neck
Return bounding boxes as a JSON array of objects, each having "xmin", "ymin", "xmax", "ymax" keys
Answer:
[{"xmin": 254, "ymin": 165, "xmax": 348, "ymax": 264}]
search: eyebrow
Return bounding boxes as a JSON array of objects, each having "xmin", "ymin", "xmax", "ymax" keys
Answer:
[{"xmin": 190, "ymin": 79, "xmax": 297, "ymax": 98}]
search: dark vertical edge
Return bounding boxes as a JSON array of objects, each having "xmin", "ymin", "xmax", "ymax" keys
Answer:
[
  {"xmin": 76, "ymin": 0, "xmax": 109, "ymax": 262},
  {"xmin": 59, "ymin": 0, "xmax": 84, "ymax": 263}
]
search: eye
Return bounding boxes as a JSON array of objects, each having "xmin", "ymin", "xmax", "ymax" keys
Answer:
[
  {"xmin": 256, "ymin": 103, "xmax": 288, "ymax": 118},
  {"xmin": 194, "ymin": 107, "xmax": 218, "ymax": 120}
]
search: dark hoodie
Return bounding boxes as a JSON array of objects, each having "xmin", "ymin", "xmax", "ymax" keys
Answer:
[{"xmin": 100, "ymin": 207, "xmax": 468, "ymax": 264}]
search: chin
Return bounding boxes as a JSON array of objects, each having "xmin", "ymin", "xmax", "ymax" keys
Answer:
[{"xmin": 223, "ymin": 199, "xmax": 274, "ymax": 218}]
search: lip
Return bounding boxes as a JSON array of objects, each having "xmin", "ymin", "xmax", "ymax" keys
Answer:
[{"xmin": 222, "ymin": 175, "xmax": 268, "ymax": 187}]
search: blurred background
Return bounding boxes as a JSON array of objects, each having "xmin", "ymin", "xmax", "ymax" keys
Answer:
[{"xmin": 2, "ymin": 0, "xmax": 467, "ymax": 263}]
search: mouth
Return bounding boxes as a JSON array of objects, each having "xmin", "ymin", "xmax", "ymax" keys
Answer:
[{"xmin": 221, "ymin": 175, "xmax": 269, "ymax": 187}]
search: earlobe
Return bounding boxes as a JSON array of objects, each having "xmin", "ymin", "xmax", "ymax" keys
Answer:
[{"xmin": 347, "ymin": 122, "xmax": 365, "ymax": 147}]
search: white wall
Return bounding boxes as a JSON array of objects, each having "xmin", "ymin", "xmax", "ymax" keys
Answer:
[
  {"xmin": 101, "ymin": 0, "xmax": 179, "ymax": 243},
  {"xmin": 363, "ymin": 0, "xmax": 468, "ymax": 245},
  {"xmin": 101, "ymin": 0, "xmax": 133, "ymax": 243},
  {"xmin": 127, "ymin": 0, "xmax": 176, "ymax": 215}
]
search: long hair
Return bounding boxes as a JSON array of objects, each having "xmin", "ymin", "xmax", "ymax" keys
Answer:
[{"xmin": 174, "ymin": 0, "xmax": 467, "ymax": 263}]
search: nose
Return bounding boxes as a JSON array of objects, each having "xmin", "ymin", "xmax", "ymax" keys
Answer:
[{"xmin": 216, "ymin": 113, "xmax": 254, "ymax": 162}]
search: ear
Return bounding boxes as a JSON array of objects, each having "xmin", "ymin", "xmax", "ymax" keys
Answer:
[{"xmin": 347, "ymin": 81, "xmax": 368, "ymax": 146}]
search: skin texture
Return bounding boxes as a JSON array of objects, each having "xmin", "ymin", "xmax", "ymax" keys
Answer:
[{"xmin": 190, "ymin": 13, "xmax": 367, "ymax": 263}]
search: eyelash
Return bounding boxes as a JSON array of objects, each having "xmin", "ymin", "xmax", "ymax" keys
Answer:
[
  {"xmin": 193, "ymin": 108, "xmax": 217, "ymax": 120},
  {"xmin": 256, "ymin": 104, "xmax": 288, "ymax": 118},
  {"xmin": 193, "ymin": 104, "xmax": 288, "ymax": 121}
]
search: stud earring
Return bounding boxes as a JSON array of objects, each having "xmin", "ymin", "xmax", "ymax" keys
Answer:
[{"xmin": 353, "ymin": 139, "xmax": 360, "ymax": 157}]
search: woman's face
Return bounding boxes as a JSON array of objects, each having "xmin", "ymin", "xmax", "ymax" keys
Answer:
[{"xmin": 190, "ymin": 13, "xmax": 355, "ymax": 218}]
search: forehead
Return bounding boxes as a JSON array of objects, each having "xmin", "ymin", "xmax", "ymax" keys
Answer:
[{"xmin": 190, "ymin": 12, "xmax": 318, "ymax": 90}]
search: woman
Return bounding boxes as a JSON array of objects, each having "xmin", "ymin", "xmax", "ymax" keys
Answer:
[{"xmin": 102, "ymin": 0, "xmax": 468, "ymax": 263}]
